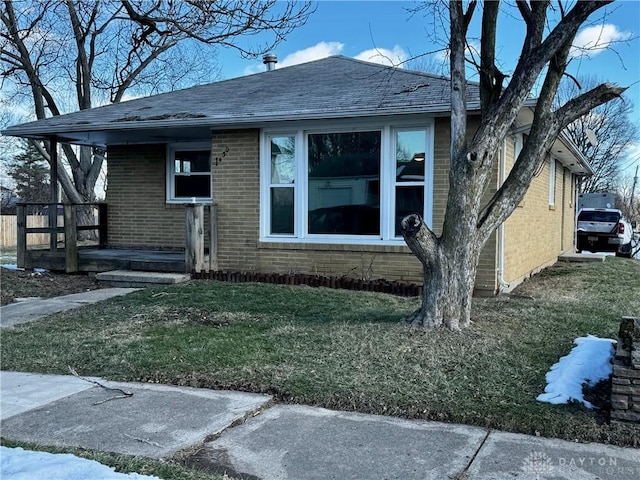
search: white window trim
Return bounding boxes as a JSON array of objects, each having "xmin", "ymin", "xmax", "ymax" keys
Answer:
[
  {"xmin": 390, "ymin": 126, "xmax": 434, "ymax": 238},
  {"xmin": 259, "ymin": 119, "xmax": 434, "ymax": 246},
  {"xmin": 166, "ymin": 142, "xmax": 213, "ymax": 204},
  {"xmin": 549, "ymin": 156, "xmax": 556, "ymax": 206}
]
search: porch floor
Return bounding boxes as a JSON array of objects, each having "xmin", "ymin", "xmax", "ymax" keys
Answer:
[
  {"xmin": 24, "ymin": 247, "xmax": 186, "ymax": 273},
  {"xmin": 79, "ymin": 248, "xmax": 186, "ymax": 273}
]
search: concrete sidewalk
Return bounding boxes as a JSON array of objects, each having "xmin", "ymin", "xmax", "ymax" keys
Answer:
[
  {"xmin": 0, "ymin": 288, "xmax": 138, "ymax": 328},
  {"xmin": 1, "ymin": 371, "xmax": 638, "ymax": 480}
]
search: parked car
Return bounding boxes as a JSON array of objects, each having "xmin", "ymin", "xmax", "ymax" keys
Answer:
[{"xmin": 576, "ymin": 208, "xmax": 634, "ymax": 257}]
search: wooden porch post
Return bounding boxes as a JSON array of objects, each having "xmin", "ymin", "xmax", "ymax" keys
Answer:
[
  {"xmin": 49, "ymin": 137, "xmax": 59, "ymax": 252},
  {"xmin": 185, "ymin": 204, "xmax": 204, "ymax": 274},
  {"xmin": 16, "ymin": 204, "xmax": 26, "ymax": 268},
  {"xmin": 64, "ymin": 204, "xmax": 78, "ymax": 273},
  {"xmin": 98, "ymin": 203, "xmax": 108, "ymax": 248}
]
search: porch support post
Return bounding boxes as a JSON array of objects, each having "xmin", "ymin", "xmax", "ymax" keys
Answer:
[
  {"xmin": 16, "ymin": 204, "xmax": 26, "ymax": 268},
  {"xmin": 185, "ymin": 204, "xmax": 204, "ymax": 274},
  {"xmin": 64, "ymin": 204, "xmax": 78, "ymax": 273},
  {"xmin": 49, "ymin": 136, "xmax": 59, "ymax": 252}
]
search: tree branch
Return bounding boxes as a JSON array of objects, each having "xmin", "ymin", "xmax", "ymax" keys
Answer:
[
  {"xmin": 480, "ymin": 0, "xmax": 504, "ymax": 118},
  {"xmin": 449, "ymin": 1, "xmax": 470, "ymax": 162},
  {"xmin": 400, "ymin": 214, "xmax": 438, "ymax": 268},
  {"xmin": 30, "ymin": 140, "xmax": 83, "ymax": 203}
]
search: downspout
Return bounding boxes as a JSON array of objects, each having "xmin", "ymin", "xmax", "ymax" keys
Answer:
[{"xmin": 497, "ymin": 139, "xmax": 510, "ymax": 292}]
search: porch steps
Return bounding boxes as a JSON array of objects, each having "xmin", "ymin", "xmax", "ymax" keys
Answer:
[
  {"xmin": 95, "ymin": 270, "xmax": 190, "ymax": 288},
  {"xmin": 558, "ymin": 252, "xmax": 608, "ymax": 263}
]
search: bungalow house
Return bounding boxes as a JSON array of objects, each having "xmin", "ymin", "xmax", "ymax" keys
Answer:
[{"xmin": 2, "ymin": 55, "xmax": 590, "ymax": 294}]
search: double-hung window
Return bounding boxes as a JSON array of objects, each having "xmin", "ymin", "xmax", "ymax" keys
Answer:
[
  {"xmin": 167, "ymin": 143, "xmax": 212, "ymax": 203},
  {"xmin": 269, "ymin": 135, "xmax": 296, "ymax": 234},
  {"xmin": 393, "ymin": 129, "xmax": 431, "ymax": 237},
  {"xmin": 261, "ymin": 121, "xmax": 433, "ymax": 245}
]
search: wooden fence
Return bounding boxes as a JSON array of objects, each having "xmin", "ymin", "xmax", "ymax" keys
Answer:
[{"xmin": 0, "ymin": 215, "xmax": 63, "ymax": 248}]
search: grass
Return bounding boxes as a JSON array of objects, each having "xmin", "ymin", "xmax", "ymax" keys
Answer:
[
  {"xmin": 0, "ymin": 439, "xmax": 231, "ymax": 480},
  {"xmin": 2, "ymin": 258, "xmax": 640, "ymax": 448}
]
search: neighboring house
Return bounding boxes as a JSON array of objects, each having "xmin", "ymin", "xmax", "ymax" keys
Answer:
[{"xmin": 1, "ymin": 56, "xmax": 590, "ymax": 294}]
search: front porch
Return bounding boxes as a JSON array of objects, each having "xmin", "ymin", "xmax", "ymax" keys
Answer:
[{"xmin": 16, "ymin": 203, "xmax": 216, "ymax": 275}]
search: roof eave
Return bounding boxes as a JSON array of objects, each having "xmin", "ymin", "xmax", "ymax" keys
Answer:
[
  {"xmin": 557, "ymin": 132, "xmax": 594, "ymax": 176},
  {"xmin": 2, "ymin": 102, "xmax": 483, "ymax": 142}
]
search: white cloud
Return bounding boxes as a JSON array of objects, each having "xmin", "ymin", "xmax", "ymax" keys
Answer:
[
  {"xmin": 570, "ymin": 24, "xmax": 632, "ymax": 58},
  {"xmin": 354, "ymin": 46, "xmax": 408, "ymax": 66},
  {"xmin": 242, "ymin": 42, "xmax": 410, "ymax": 75},
  {"xmin": 280, "ymin": 41, "xmax": 344, "ymax": 67},
  {"xmin": 243, "ymin": 41, "xmax": 344, "ymax": 75}
]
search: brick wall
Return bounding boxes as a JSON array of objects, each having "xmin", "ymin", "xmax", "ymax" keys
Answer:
[
  {"xmin": 107, "ymin": 144, "xmax": 185, "ymax": 248},
  {"xmin": 434, "ymin": 118, "xmax": 498, "ymax": 293},
  {"xmin": 107, "ymin": 143, "xmax": 215, "ymax": 249},
  {"xmin": 211, "ymin": 129, "xmax": 426, "ymax": 282},
  {"xmin": 611, "ymin": 317, "xmax": 640, "ymax": 424},
  {"xmin": 502, "ymin": 149, "xmax": 575, "ymax": 288},
  {"xmin": 108, "ymin": 121, "xmax": 586, "ymax": 292}
]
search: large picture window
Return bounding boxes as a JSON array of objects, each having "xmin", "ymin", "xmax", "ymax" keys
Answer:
[
  {"xmin": 260, "ymin": 121, "xmax": 433, "ymax": 245},
  {"xmin": 167, "ymin": 143, "xmax": 212, "ymax": 203},
  {"xmin": 308, "ymin": 131, "xmax": 381, "ymax": 235}
]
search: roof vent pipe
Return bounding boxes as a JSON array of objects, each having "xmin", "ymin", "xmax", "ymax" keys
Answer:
[{"xmin": 263, "ymin": 53, "xmax": 277, "ymax": 71}]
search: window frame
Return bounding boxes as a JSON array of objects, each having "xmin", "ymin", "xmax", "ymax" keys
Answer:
[
  {"xmin": 166, "ymin": 142, "xmax": 213, "ymax": 204},
  {"xmin": 260, "ymin": 119, "xmax": 434, "ymax": 245},
  {"xmin": 267, "ymin": 133, "xmax": 298, "ymax": 236},
  {"xmin": 391, "ymin": 127, "xmax": 434, "ymax": 238}
]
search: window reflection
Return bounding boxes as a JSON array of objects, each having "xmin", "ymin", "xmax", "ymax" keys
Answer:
[{"xmin": 308, "ymin": 131, "xmax": 381, "ymax": 235}]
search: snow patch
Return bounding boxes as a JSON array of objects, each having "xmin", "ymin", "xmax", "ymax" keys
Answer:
[
  {"xmin": 0, "ymin": 447, "xmax": 161, "ymax": 480},
  {"xmin": 537, "ymin": 335, "xmax": 615, "ymax": 408},
  {"xmin": 1, "ymin": 264, "xmax": 48, "ymax": 273}
]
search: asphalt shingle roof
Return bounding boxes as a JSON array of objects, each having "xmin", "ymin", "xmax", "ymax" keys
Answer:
[{"xmin": 3, "ymin": 56, "xmax": 480, "ymax": 144}]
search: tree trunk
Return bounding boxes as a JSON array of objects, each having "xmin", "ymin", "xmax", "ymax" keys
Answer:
[{"xmin": 401, "ymin": 214, "xmax": 480, "ymax": 331}]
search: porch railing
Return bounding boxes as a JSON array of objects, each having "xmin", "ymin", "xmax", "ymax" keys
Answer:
[{"xmin": 16, "ymin": 202, "xmax": 107, "ymax": 273}]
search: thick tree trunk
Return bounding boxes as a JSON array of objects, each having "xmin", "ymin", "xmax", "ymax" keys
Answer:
[{"xmin": 401, "ymin": 214, "xmax": 480, "ymax": 330}]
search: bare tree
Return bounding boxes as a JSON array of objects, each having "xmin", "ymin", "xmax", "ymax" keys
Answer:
[
  {"xmin": 617, "ymin": 167, "xmax": 640, "ymax": 223},
  {"xmin": 557, "ymin": 76, "xmax": 638, "ymax": 193},
  {"xmin": 1, "ymin": 0, "xmax": 313, "ymax": 206},
  {"xmin": 400, "ymin": 0, "xmax": 625, "ymax": 330}
]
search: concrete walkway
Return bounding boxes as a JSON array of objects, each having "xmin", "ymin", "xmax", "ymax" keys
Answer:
[
  {"xmin": 0, "ymin": 288, "xmax": 138, "ymax": 328},
  {"xmin": 1, "ymin": 371, "xmax": 639, "ymax": 480}
]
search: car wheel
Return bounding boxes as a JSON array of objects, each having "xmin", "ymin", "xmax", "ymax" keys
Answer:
[{"xmin": 617, "ymin": 242, "xmax": 633, "ymax": 258}]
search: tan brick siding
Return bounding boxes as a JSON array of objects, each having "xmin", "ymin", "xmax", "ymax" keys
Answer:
[
  {"xmin": 502, "ymin": 150, "xmax": 576, "ymax": 286},
  {"xmin": 107, "ymin": 144, "xmax": 186, "ymax": 248},
  {"xmin": 211, "ymin": 129, "xmax": 425, "ymax": 282},
  {"xmin": 105, "ymin": 123, "xmax": 574, "ymax": 292},
  {"xmin": 211, "ymin": 129, "xmax": 260, "ymax": 270}
]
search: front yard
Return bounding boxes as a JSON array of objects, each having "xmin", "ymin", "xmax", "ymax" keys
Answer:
[{"xmin": 1, "ymin": 258, "xmax": 639, "ymax": 447}]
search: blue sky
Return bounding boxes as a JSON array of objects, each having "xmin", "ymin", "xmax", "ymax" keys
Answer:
[
  {"xmin": 219, "ymin": 1, "xmax": 639, "ymax": 91},
  {"xmin": 216, "ymin": 1, "xmax": 640, "ymax": 170},
  {"xmin": 0, "ymin": 1, "xmax": 638, "ymax": 187}
]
